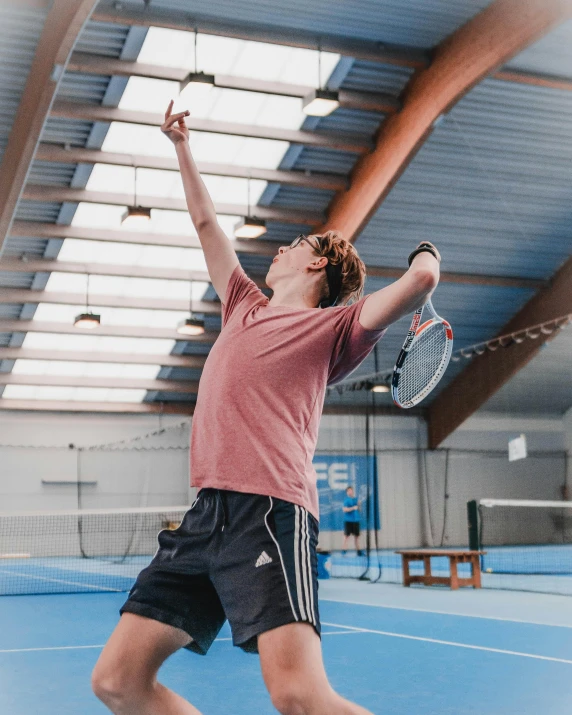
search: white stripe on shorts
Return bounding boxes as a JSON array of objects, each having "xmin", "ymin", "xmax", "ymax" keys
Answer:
[
  {"xmin": 294, "ymin": 506, "xmax": 307, "ymax": 621},
  {"xmin": 265, "ymin": 497, "xmax": 298, "ymax": 621}
]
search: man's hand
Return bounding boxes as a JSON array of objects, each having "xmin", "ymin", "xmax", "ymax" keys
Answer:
[{"xmin": 161, "ymin": 100, "xmax": 190, "ymax": 146}]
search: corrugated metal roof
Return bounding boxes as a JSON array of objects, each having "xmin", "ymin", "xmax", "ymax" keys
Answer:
[
  {"xmin": 41, "ymin": 118, "xmax": 94, "ymax": 146},
  {"xmin": 28, "ymin": 161, "xmax": 77, "ymax": 186},
  {"xmin": 481, "ymin": 329, "xmax": 572, "ymax": 415},
  {"xmin": 356, "ymin": 77, "xmax": 572, "ymax": 282},
  {"xmin": 341, "ymin": 60, "xmax": 414, "ymax": 96},
  {"xmin": 268, "ymin": 186, "xmax": 334, "ymax": 211},
  {"xmin": 3, "ymin": 237, "xmax": 50, "ymax": 259},
  {"xmin": 137, "ymin": 0, "xmax": 490, "ymax": 47},
  {"xmin": 0, "ymin": 272, "xmax": 35, "ymax": 289},
  {"xmin": 504, "ymin": 17, "xmax": 572, "ymax": 79},
  {"xmin": 0, "ymin": 305, "xmax": 25, "ymax": 320},
  {"xmin": 0, "ymin": 4, "xmax": 48, "ymax": 164},
  {"xmin": 75, "ymin": 20, "xmax": 133, "ymax": 58},
  {"xmin": 14, "ymin": 201, "xmax": 62, "ymax": 223},
  {"xmin": 57, "ymin": 72, "xmax": 111, "ymax": 105}
]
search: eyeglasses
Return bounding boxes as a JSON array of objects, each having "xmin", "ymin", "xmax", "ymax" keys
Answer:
[
  {"xmin": 289, "ymin": 234, "xmax": 322, "ymax": 253},
  {"xmin": 287, "ymin": 234, "xmax": 343, "ymax": 308}
]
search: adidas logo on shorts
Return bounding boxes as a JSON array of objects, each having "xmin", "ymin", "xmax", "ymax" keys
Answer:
[{"xmin": 255, "ymin": 551, "xmax": 273, "ymax": 568}]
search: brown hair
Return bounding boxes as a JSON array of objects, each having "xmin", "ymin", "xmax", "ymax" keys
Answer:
[{"xmin": 313, "ymin": 230, "xmax": 366, "ymax": 306}]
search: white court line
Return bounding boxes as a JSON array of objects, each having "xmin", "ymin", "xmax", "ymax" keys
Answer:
[
  {"xmin": 321, "ymin": 596, "xmax": 572, "ymax": 629},
  {"xmin": 321, "ymin": 621, "xmax": 572, "ymax": 665},
  {"xmin": 0, "ymin": 631, "xmax": 355, "ymax": 654},
  {"xmin": 0, "ymin": 568, "xmax": 122, "ymax": 593}
]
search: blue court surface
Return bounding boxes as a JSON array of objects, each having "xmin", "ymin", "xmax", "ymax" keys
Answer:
[{"xmin": 1, "ymin": 579, "xmax": 572, "ymax": 714}]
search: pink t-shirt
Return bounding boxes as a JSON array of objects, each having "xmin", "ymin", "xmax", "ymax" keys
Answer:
[{"xmin": 190, "ymin": 265, "xmax": 386, "ymax": 520}]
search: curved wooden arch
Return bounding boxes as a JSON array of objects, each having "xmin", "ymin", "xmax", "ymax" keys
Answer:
[
  {"xmin": 0, "ymin": 0, "xmax": 98, "ymax": 255},
  {"xmin": 320, "ymin": 0, "xmax": 572, "ymax": 240}
]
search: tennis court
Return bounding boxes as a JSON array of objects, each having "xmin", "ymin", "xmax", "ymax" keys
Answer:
[{"xmin": 2, "ymin": 579, "xmax": 572, "ymax": 714}]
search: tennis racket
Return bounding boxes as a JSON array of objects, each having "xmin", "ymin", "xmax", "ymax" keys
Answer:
[{"xmin": 391, "ymin": 298, "xmax": 453, "ymax": 408}]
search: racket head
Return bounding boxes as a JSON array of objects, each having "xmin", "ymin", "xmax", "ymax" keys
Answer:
[{"xmin": 392, "ymin": 313, "xmax": 453, "ymax": 408}]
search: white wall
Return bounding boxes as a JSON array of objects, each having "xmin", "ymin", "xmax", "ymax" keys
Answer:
[
  {"xmin": 0, "ymin": 409, "xmax": 567, "ymax": 552},
  {"xmin": 0, "ymin": 412, "xmax": 192, "ymax": 513}
]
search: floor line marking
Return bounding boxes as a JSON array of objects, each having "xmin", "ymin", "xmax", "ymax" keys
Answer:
[
  {"xmin": 321, "ymin": 597, "xmax": 572, "ymax": 629},
  {"xmin": 0, "ymin": 631, "xmax": 356, "ymax": 654},
  {"xmin": 0, "ymin": 568, "xmax": 122, "ymax": 592},
  {"xmin": 321, "ymin": 621, "xmax": 572, "ymax": 664}
]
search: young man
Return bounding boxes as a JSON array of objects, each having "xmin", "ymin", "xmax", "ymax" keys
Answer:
[
  {"xmin": 92, "ymin": 102, "xmax": 441, "ymax": 715},
  {"xmin": 342, "ymin": 486, "xmax": 363, "ymax": 556}
]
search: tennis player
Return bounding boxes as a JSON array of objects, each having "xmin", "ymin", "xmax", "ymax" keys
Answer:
[
  {"xmin": 342, "ymin": 486, "xmax": 363, "ymax": 556},
  {"xmin": 92, "ymin": 102, "xmax": 441, "ymax": 715}
]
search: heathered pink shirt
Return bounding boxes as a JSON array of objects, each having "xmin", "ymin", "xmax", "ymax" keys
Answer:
[{"xmin": 190, "ymin": 264, "xmax": 386, "ymax": 520}]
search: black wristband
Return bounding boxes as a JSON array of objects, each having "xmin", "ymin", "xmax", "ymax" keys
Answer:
[{"xmin": 408, "ymin": 243, "xmax": 438, "ymax": 267}]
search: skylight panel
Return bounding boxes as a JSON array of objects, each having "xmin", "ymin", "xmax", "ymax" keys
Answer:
[
  {"xmin": 137, "ymin": 27, "xmax": 340, "ymax": 87},
  {"xmin": 71, "ymin": 202, "xmax": 240, "ymax": 237},
  {"xmin": 22, "ymin": 333, "xmax": 176, "ymax": 355},
  {"xmin": 12, "ymin": 360, "xmax": 159, "ymax": 380},
  {"xmin": 44, "ymin": 272, "xmax": 209, "ymax": 301},
  {"xmin": 86, "ymin": 164, "xmax": 266, "ymax": 205},
  {"xmin": 3, "ymin": 385, "xmax": 148, "ymax": 403},
  {"xmin": 120, "ymin": 77, "xmax": 306, "ymax": 132},
  {"xmin": 101, "ymin": 123, "xmax": 289, "ymax": 170},
  {"xmin": 59, "ymin": 239, "xmax": 208, "ymax": 272},
  {"xmin": 34, "ymin": 303, "xmax": 190, "ymax": 330}
]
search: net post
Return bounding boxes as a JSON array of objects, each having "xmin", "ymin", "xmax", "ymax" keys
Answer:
[{"xmin": 467, "ymin": 500, "xmax": 479, "ymax": 551}]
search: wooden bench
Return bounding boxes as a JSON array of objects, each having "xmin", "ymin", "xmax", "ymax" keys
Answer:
[{"xmin": 395, "ymin": 550, "xmax": 486, "ymax": 590}]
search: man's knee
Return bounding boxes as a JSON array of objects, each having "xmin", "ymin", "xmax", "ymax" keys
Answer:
[
  {"xmin": 270, "ymin": 681, "xmax": 330, "ymax": 715},
  {"xmin": 91, "ymin": 661, "xmax": 150, "ymax": 709}
]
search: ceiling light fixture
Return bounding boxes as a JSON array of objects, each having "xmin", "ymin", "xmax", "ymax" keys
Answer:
[
  {"xmin": 302, "ymin": 47, "xmax": 339, "ymax": 117},
  {"xmin": 121, "ymin": 166, "xmax": 152, "ymax": 228},
  {"xmin": 370, "ymin": 384, "xmax": 390, "ymax": 393},
  {"xmin": 74, "ymin": 273, "xmax": 100, "ymax": 330},
  {"xmin": 177, "ymin": 277, "xmax": 205, "ymax": 336},
  {"xmin": 180, "ymin": 30, "xmax": 215, "ymax": 97},
  {"xmin": 234, "ymin": 176, "xmax": 266, "ymax": 239}
]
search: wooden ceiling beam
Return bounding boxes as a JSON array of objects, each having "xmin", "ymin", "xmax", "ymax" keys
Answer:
[
  {"xmin": 0, "ymin": 256, "xmax": 543, "ymax": 290},
  {"xmin": 0, "ymin": 0, "xmax": 98, "ymax": 256},
  {"xmin": 0, "ymin": 319, "xmax": 217, "ymax": 342},
  {"xmin": 428, "ymin": 256, "xmax": 572, "ymax": 448},
  {"xmin": 67, "ymin": 52, "xmax": 401, "ymax": 114},
  {"xmin": 22, "ymin": 185, "xmax": 322, "ymax": 226},
  {"xmin": 50, "ymin": 101, "xmax": 371, "ymax": 155},
  {"xmin": 34, "ymin": 144, "xmax": 348, "ymax": 192},
  {"xmin": 0, "ymin": 347, "xmax": 206, "ymax": 369},
  {"xmin": 91, "ymin": 1, "xmax": 428, "ymax": 69},
  {"xmin": 0, "ymin": 289, "xmax": 222, "ymax": 315},
  {"xmin": 320, "ymin": 0, "xmax": 572, "ymax": 242},
  {"xmin": 6, "ymin": 222, "xmax": 544, "ymax": 290},
  {"xmin": 0, "ymin": 399, "xmax": 195, "ymax": 414},
  {"xmin": 0, "ymin": 374, "xmax": 199, "ymax": 393}
]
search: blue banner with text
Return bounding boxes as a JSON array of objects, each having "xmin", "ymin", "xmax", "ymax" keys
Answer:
[{"xmin": 314, "ymin": 454, "xmax": 379, "ymax": 531}]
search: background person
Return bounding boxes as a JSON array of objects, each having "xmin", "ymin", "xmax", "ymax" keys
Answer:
[{"xmin": 342, "ymin": 486, "xmax": 363, "ymax": 556}]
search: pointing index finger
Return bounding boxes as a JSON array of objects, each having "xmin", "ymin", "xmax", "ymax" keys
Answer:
[{"xmin": 164, "ymin": 99, "xmax": 174, "ymax": 121}]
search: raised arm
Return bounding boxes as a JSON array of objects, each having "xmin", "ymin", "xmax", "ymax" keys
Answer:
[
  {"xmin": 358, "ymin": 242, "xmax": 441, "ymax": 330},
  {"xmin": 161, "ymin": 101, "xmax": 239, "ymax": 302}
]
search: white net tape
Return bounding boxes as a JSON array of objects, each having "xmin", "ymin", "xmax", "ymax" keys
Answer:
[{"xmin": 398, "ymin": 323, "xmax": 449, "ymax": 403}]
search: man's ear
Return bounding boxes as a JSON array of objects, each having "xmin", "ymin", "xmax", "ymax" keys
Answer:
[{"xmin": 309, "ymin": 256, "xmax": 328, "ymax": 272}]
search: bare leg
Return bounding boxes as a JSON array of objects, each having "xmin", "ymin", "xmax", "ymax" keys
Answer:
[
  {"xmin": 354, "ymin": 535, "xmax": 361, "ymax": 552},
  {"xmin": 259, "ymin": 622, "xmax": 374, "ymax": 715},
  {"xmin": 342, "ymin": 534, "xmax": 350, "ymax": 551},
  {"xmin": 92, "ymin": 613, "xmax": 203, "ymax": 715}
]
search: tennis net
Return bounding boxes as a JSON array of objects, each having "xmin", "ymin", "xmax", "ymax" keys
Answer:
[
  {"xmin": 0, "ymin": 506, "xmax": 188, "ymax": 596},
  {"xmin": 469, "ymin": 499, "xmax": 572, "ymax": 596}
]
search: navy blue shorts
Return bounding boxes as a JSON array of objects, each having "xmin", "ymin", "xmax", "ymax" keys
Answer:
[{"xmin": 120, "ymin": 488, "xmax": 320, "ymax": 655}]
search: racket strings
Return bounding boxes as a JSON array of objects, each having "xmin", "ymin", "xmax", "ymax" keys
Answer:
[{"xmin": 397, "ymin": 322, "xmax": 449, "ymax": 403}]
